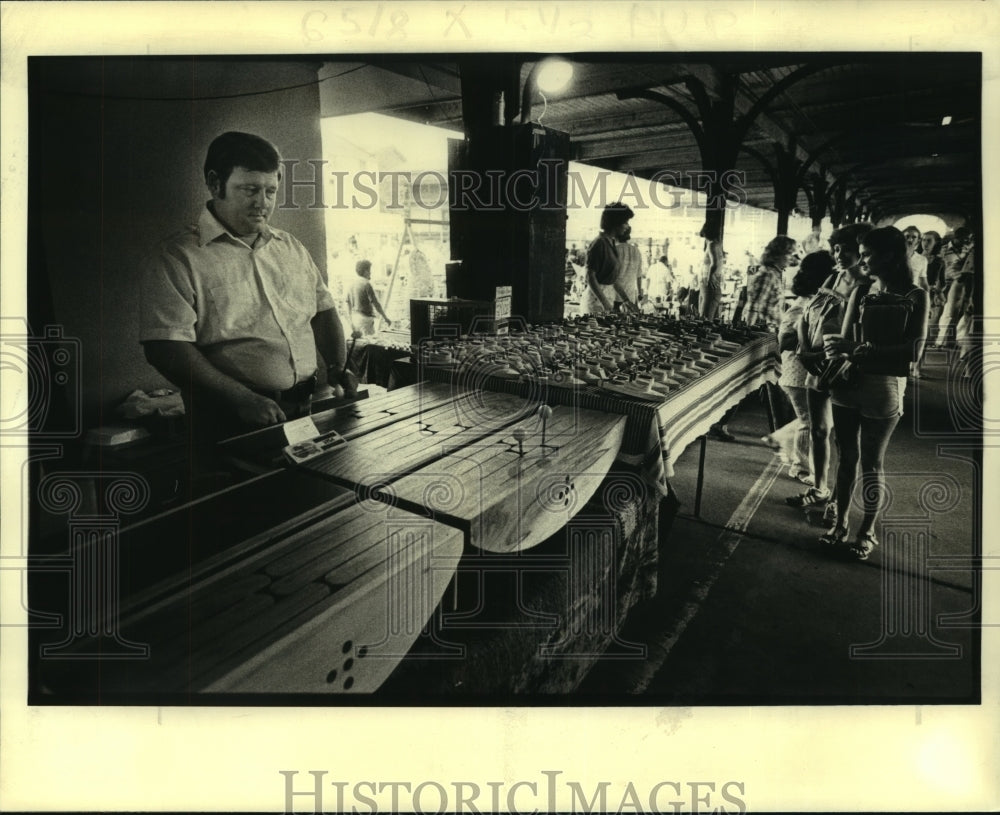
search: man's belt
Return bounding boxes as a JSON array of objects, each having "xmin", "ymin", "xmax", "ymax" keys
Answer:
[{"xmin": 252, "ymin": 373, "xmax": 317, "ymax": 404}]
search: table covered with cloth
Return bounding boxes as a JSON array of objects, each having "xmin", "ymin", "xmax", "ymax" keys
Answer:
[{"xmin": 413, "ymin": 332, "xmax": 780, "ymax": 495}]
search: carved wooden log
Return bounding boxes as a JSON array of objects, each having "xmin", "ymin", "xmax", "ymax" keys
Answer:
[
  {"xmin": 298, "ymin": 389, "xmax": 533, "ymax": 488},
  {"xmin": 390, "ymin": 407, "xmax": 626, "ymax": 553},
  {"xmin": 43, "ymin": 503, "xmax": 463, "ymax": 695},
  {"xmin": 204, "ymin": 510, "xmax": 463, "ymax": 694},
  {"xmin": 218, "ymin": 383, "xmax": 460, "ymax": 471}
]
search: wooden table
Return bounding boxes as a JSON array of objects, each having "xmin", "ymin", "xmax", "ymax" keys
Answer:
[{"xmin": 35, "ymin": 384, "xmax": 627, "ymax": 697}]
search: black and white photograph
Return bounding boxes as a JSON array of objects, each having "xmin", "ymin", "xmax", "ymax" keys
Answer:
[{"xmin": 2, "ymin": 1, "xmax": 998, "ymax": 812}]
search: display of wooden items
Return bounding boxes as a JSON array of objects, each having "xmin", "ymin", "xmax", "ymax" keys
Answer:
[{"xmin": 412, "ymin": 314, "xmax": 757, "ymax": 401}]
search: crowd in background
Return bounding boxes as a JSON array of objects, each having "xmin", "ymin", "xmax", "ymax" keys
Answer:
[{"xmin": 578, "ymin": 202, "xmax": 976, "ymax": 562}]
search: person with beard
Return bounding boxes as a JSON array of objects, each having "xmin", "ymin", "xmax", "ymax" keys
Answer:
[
  {"xmin": 584, "ymin": 201, "xmax": 639, "ymax": 314},
  {"xmin": 140, "ymin": 131, "xmax": 356, "ymax": 456}
]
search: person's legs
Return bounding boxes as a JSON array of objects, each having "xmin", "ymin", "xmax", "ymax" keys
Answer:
[
  {"xmin": 785, "ymin": 388, "xmax": 833, "ymax": 506},
  {"xmin": 808, "ymin": 388, "xmax": 833, "ymax": 494},
  {"xmin": 933, "ymin": 280, "xmax": 961, "ymax": 347},
  {"xmin": 855, "ymin": 414, "xmax": 901, "ymax": 541},
  {"xmin": 767, "ymin": 381, "xmax": 795, "ymax": 428},
  {"xmin": 783, "ymin": 385, "xmax": 813, "ymax": 475},
  {"xmin": 928, "ymin": 298, "xmax": 943, "ymax": 333},
  {"xmin": 830, "ymin": 403, "xmax": 862, "ymax": 536},
  {"xmin": 697, "ymin": 285, "xmax": 710, "ymax": 318},
  {"xmin": 704, "ymin": 286, "xmax": 721, "ymax": 321},
  {"xmin": 708, "ymin": 403, "xmax": 739, "ymax": 441},
  {"xmin": 769, "ymin": 417, "xmax": 799, "ymax": 461},
  {"xmin": 688, "ymin": 288, "xmax": 700, "ymax": 316}
]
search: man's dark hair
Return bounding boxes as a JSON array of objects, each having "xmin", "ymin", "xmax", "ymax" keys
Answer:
[
  {"xmin": 204, "ymin": 131, "xmax": 281, "ymax": 195},
  {"xmin": 861, "ymin": 226, "xmax": 911, "ymax": 289},
  {"xmin": 794, "ymin": 250, "xmax": 836, "ymax": 295},
  {"xmin": 600, "ymin": 201, "xmax": 634, "ymax": 231},
  {"xmin": 829, "ymin": 221, "xmax": 873, "ymax": 252}
]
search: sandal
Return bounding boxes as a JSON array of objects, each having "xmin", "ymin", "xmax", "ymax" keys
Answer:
[
  {"xmin": 819, "ymin": 525, "xmax": 849, "ymax": 549},
  {"xmin": 785, "ymin": 487, "xmax": 831, "ymax": 508},
  {"xmin": 849, "ymin": 531, "xmax": 879, "ymax": 561}
]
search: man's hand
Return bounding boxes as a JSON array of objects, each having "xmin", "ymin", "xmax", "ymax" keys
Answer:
[
  {"xmin": 339, "ymin": 369, "xmax": 360, "ymax": 398},
  {"xmin": 235, "ymin": 393, "xmax": 287, "ymax": 427}
]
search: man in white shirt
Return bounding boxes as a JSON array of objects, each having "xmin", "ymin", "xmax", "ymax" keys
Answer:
[
  {"xmin": 140, "ymin": 131, "xmax": 357, "ymax": 447},
  {"xmin": 902, "ymin": 225, "xmax": 929, "ymax": 291}
]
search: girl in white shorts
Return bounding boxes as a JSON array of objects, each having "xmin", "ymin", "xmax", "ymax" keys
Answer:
[{"xmin": 823, "ymin": 227, "xmax": 929, "ymax": 560}]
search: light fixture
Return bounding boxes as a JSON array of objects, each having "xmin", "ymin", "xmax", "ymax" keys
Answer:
[
  {"xmin": 520, "ymin": 57, "xmax": 574, "ymax": 123},
  {"xmin": 941, "ymin": 115, "xmax": 953, "ymax": 126},
  {"xmin": 536, "ymin": 58, "xmax": 573, "ymax": 94}
]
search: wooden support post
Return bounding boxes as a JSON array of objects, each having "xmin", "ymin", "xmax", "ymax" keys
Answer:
[{"xmin": 693, "ymin": 435, "xmax": 708, "ymax": 519}]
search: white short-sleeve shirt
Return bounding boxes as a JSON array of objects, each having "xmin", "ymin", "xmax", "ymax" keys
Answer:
[{"xmin": 140, "ymin": 206, "xmax": 335, "ymax": 391}]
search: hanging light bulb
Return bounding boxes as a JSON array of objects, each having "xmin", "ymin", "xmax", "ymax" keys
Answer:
[
  {"xmin": 536, "ymin": 58, "xmax": 574, "ymax": 94},
  {"xmin": 520, "ymin": 57, "xmax": 575, "ymax": 123}
]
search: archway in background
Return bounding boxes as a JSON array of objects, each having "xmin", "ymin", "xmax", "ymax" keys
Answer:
[{"xmin": 892, "ymin": 214, "xmax": 949, "ymax": 237}]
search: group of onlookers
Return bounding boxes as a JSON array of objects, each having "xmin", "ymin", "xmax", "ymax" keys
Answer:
[
  {"xmin": 760, "ymin": 222, "xmax": 973, "ymax": 561},
  {"xmin": 578, "ymin": 203, "xmax": 976, "ymax": 563}
]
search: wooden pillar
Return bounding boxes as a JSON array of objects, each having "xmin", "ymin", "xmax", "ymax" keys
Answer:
[
  {"xmin": 773, "ymin": 142, "xmax": 801, "ymax": 237},
  {"xmin": 697, "ymin": 91, "xmax": 740, "ymax": 245},
  {"xmin": 828, "ymin": 180, "xmax": 847, "ymax": 228},
  {"xmin": 844, "ymin": 195, "xmax": 858, "ymax": 224},
  {"xmin": 807, "ymin": 172, "xmax": 829, "ymax": 233},
  {"xmin": 450, "ymin": 59, "xmax": 569, "ymax": 324}
]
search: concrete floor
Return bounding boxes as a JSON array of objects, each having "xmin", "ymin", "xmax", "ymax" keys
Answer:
[{"xmin": 581, "ymin": 346, "xmax": 980, "ymax": 704}]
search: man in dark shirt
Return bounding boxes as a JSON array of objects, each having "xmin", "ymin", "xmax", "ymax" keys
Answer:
[{"xmin": 584, "ymin": 201, "xmax": 639, "ymax": 314}]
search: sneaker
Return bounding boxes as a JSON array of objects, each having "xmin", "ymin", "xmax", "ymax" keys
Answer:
[{"xmin": 785, "ymin": 487, "xmax": 832, "ymax": 508}]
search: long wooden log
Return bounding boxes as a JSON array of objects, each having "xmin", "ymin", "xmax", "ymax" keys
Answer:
[
  {"xmin": 41, "ymin": 503, "xmax": 463, "ymax": 696},
  {"xmin": 390, "ymin": 406, "xmax": 626, "ymax": 552}
]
